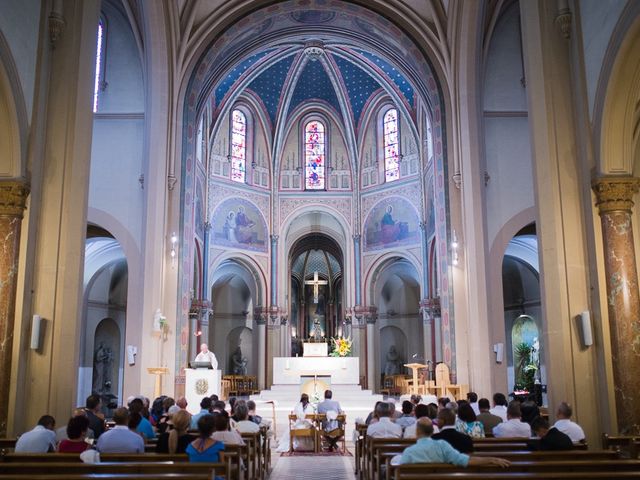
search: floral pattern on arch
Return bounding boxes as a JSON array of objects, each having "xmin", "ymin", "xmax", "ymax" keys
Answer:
[{"xmin": 305, "ymin": 120, "xmax": 325, "ymax": 190}]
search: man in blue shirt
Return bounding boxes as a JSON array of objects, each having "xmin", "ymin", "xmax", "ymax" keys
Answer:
[
  {"xmin": 128, "ymin": 398, "xmax": 156, "ymax": 440},
  {"xmin": 399, "ymin": 418, "xmax": 510, "ymax": 468},
  {"xmin": 191, "ymin": 396, "xmax": 213, "ymax": 429}
]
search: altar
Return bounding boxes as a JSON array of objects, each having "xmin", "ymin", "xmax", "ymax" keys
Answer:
[{"xmin": 273, "ymin": 356, "xmax": 359, "ymax": 385}]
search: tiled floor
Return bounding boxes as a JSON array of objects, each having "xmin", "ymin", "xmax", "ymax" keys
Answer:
[{"xmin": 268, "ymin": 454, "xmax": 356, "ymax": 480}]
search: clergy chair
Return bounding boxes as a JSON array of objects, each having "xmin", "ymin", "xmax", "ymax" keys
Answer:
[
  {"xmin": 434, "ymin": 363, "xmax": 461, "ymax": 399},
  {"xmin": 288, "ymin": 413, "xmax": 318, "ymax": 453}
]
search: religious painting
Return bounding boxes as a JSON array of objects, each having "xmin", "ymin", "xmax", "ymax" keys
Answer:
[
  {"xmin": 211, "ymin": 198, "xmax": 267, "ymax": 252},
  {"xmin": 363, "ymin": 197, "xmax": 420, "ymax": 251}
]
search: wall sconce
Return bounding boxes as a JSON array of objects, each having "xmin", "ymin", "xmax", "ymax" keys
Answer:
[
  {"xmin": 170, "ymin": 232, "xmax": 178, "ymax": 264},
  {"xmin": 451, "ymin": 229, "xmax": 460, "ymax": 266}
]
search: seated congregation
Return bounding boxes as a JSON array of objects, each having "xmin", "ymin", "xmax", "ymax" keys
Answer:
[{"xmin": 3, "ymin": 393, "xmax": 271, "ymax": 480}]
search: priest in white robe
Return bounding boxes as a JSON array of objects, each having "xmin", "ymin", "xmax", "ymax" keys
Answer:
[{"xmin": 194, "ymin": 343, "xmax": 218, "ymax": 369}]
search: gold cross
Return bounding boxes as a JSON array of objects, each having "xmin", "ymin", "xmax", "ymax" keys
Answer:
[{"xmin": 304, "ymin": 271, "xmax": 328, "ymax": 303}]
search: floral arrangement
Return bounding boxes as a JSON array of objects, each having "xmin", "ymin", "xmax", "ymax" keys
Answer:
[{"xmin": 330, "ymin": 336, "xmax": 352, "ymax": 357}]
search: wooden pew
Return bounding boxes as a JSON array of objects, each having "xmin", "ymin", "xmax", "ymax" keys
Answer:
[
  {"xmin": 259, "ymin": 425, "xmax": 271, "ymax": 476},
  {"xmin": 0, "ymin": 453, "xmax": 189, "ymax": 463},
  {"xmin": 0, "ymin": 439, "xmax": 16, "ymax": 451},
  {"xmin": 603, "ymin": 433, "xmax": 640, "ymax": 459},
  {"xmin": 0, "ymin": 476, "xmax": 214, "ymax": 480},
  {"xmin": 241, "ymin": 431, "xmax": 260, "ymax": 480},
  {"xmin": 381, "ymin": 450, "xmax": 622, "ymax": 480},
  {"xmin": 354, "ymin": 423, "xmax": 368, "ymax": 476},
  {"xmin": 390, "ymin": 460, "xmax": 640, "ymax": 480},
  {"xmin": 0, "ymin": 462, "xmax": 229, "ymax": 477}
]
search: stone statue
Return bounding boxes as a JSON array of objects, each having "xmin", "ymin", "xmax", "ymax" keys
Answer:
[
  {"xmin": 93, "ymin": 341, "xmax": 113, "ymax": 393},
  {"xmin": 231, "ymin": 345, "xmax": 248, "ymax": 375},
  {"xmin": 384, "ymin": 345, "xmax": 401, "ymax": 376}
]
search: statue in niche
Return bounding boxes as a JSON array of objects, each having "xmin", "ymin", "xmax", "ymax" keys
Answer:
[
  {"xmin": 384, "ymin": 345, "xmax": 401, "ymax": 376},
  {"xmin": 231, "ymin": 345, "xmax": 248, "ymax": 375},
  {"xmin": 93, "ymin": 341, "xmax": 113, "ymax": 393}
]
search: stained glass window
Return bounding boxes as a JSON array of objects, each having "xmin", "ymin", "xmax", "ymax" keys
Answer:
[
  {"xmin": 231, "ymin": 109, "xmax": 246, "ymax": 183},
  {"xmin": 93, "ymin": 19, "xmax": 105, "ymax": 113},
  {"xmin": 305, "ymin": 120, "xmax": 325, "ymax": 190},
  {"xmin": 383, "ymin": 108, "xmax": 400, "ymax": 182}
]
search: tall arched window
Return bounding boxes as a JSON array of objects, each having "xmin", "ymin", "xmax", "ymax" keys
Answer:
[
  {"xmin": 93, "ymin": 17, "xmax": 106, "ymax": 112},
  {"xmin": 231, "ymin": 109, "xmax": 247, "ymax": 183},
  {"xmin": 305, "ymin": 120, "xmax": 325, "ymax": 190},
  {"xmin": 383, "ymin": 108, "xmax": 400, "ymax": 182}
]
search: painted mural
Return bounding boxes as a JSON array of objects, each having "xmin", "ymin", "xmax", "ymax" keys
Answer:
[
  {"xmin": 211, "ymin": 198, "xmax": 268, "ymax": 252},
  {"xmin": 363, "ymin": 197, "xmax": 420, "ymax": 251},
  {"xmin": 195, "ymin": 178, "xmax": 205, "ymax": 240}
]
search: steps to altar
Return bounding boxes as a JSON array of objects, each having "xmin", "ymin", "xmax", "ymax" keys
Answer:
[{"xmin": 250, "ymin": 384, "xmax": 383, "ymax": 440}]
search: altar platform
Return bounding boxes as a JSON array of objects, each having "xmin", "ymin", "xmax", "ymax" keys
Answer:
[{"xmin": 250, "ymin": 356, "xmax": 383, "ymax": 440}]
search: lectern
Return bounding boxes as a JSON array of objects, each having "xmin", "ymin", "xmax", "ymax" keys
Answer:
[
  {"xmin": 185, "ymin": 368, "xmax": 221, "ymax": 414},
  {"xmin": 404, "ymin": 362, "xmax": 427, "ymax": 395}
]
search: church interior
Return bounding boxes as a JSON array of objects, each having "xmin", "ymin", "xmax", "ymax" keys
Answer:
[{"xmin": 2, "ymin": 0, "xmax": 640, "ymax": 477}]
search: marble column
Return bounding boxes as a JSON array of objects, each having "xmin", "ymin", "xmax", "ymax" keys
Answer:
[
  {"xmin": 254, "ymin": 308, "xmax": 267, "ymax": 389},
  {"xmin": 592, "ymin": 176, "xmax": 640, "ymax": 434},
  {"xmin": 0, "ymin": 180, "xmax": 29, "ymax": 436},
  {"xmin": 353, "ymin": 234, "xmax": 362, "ymax": 306}
]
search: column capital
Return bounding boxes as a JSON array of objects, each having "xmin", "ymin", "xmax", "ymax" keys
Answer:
[
  {"xmin": 352, "ymin": 234, "xmax": 361, "ymax": 242},
  {"xmin": 592, "ymin": 176, "xmax": 640, "ymax": 214},
  {"xmin": 0, "ymin": 179, "xmax": 30, "ymax": 218},
  {"xmin": 270, "ymin": 234, "xmax": 279, "ymax": 243}
]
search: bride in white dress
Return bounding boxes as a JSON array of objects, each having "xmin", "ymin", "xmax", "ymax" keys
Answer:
[{"xmin": 276, "ymin": 393, "xmax": 316, "ymax": 452}]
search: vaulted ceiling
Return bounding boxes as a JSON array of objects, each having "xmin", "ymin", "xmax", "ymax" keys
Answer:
[{"xmin": 211, "ymin": 45, "xmax": 415, "ymax": 132}]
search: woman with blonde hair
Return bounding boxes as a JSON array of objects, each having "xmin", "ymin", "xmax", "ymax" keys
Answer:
[{"xmin": 156, "ymin": 409, "xmax": 193, "ymax": 454}]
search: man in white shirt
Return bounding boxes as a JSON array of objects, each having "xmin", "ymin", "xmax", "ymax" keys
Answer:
[
  {"xmin": 553, "ymin": 402, "xmax": 585, "ymax": 442},
  {"xmin": 194, "ymin": 343, "xmax": 218, "ymax": 369},
  {"xmin": 403, "ymin": 404, "xmax": 439, "ymax": 439},
  {"xmin": 96, "ymin": 408, "xmax": 145, "ymax": 453},
  {"xmin": 15, "ymin": 415, "xmax": 57, "ymax": 453},
  {"xmin": 467, "ymin": 392, "xmax": 480, "ymax": 416},
  {"xmin": 366, "ymin": 402, "xmax": 402, "ymax": 438},
  {"xmin": 492, "ymin": 401, "xmax": 531, "ymax": 438},
  {"xmin": 234, "ymin": 404, "xmax": 260, "ymax": 433},
  {"xmin": 489, "ymin": 392, "xmax": 508, "ymax": 422}
]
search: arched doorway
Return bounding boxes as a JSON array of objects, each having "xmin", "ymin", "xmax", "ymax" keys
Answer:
[
  {"xmin": 370, "ymin": 257, "xmax": 422, "ymax": 391},
  {"xmin": 79, "ymin": 229, "xmax": 128, "ymax": 413},
  {"xmin": 210, "ymin": 259, "xmax": 259, "ymax": 376},
  {"xmin": 502, "ymin": 227, "xmax": 544, "ymax": 404},
  {"xmin": 289, "ymin": 234, "xmax": 344, "ymax": 351}
]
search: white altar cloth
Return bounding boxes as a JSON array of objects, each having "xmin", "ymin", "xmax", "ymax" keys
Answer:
[{"xmin": 273, "ymin": 357, "xmax": 359, "ymax": 385}]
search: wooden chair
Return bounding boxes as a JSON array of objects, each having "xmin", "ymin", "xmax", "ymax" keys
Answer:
[
  {"xmin": 434, "ymin": 363, "xmax": 462, "ymax": 399},
  {"xmin": 315, "ymin": 413, "xmax": 347, "ymax": 453},
  {"xmin": 288, "ymin": 413, "xmax": 318, "ymax": 453}
]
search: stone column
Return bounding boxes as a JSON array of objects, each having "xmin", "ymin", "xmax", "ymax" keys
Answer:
[
  {"xmin": 0, "ymin": 180, "xmax": 29, "ymax": 436},
  {"xmin": 254, "ymin": 308, "xmax": 267, "ymax": 389},
  {"xmin": 420, "ymin": 297, "xmax": 440, "ymax": 374},
  {"xmin": 353, "ymin": 235, "xmax": 362, "ymax": 305},
  {"xmin": 592, "ymin": 176, "xmax": 640, "ymax": 434},
  {"xmin": 363, "ymin": 307, "xmax": 378, "ymax": 392}
]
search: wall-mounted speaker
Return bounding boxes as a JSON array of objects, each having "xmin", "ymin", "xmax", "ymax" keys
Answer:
[
  {"xmin": 580, "ymin": 310, "xmax": 593, "ymax": 347},
  {"xmin": 30, "ymin": 315, "xmax": 41, "ymax": 350},
  {"xmin": 127, "ymin": 345, "xmax": 137, "ymax": 365},
  {"xmin": 493, "ymin": 342, "xmax": 504, "ymax": 363}
]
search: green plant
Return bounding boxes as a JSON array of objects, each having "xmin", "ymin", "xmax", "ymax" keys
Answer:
[{"xmin": 514, "ymin": 342, "xmax": 536, "ymax": 392}]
